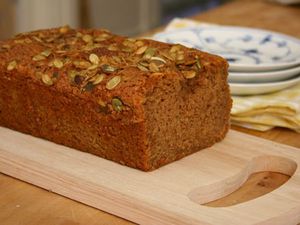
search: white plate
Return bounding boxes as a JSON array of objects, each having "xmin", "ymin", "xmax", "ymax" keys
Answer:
[
  {"xmin": 230, "ymin": 75, "xmax": 300, "ymax": 95},
  {"xmin": 153, "ymin": 26, "xmax": 300, "ymax": 72},
  {"xmin": 229, "ymin": 66, "xmax": 300, "ymax": 83}
]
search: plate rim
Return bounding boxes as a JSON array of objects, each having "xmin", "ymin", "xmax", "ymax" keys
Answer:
[
  {"xmin": 153, "ymin": 25, "xmax": 300, "ymax": 71},
  {"xmin": 229, "ymin": 75, "xmax": 300, "ymax": 95},
  {"xmin": 229, "ymin": 65, "xmax": 300, "ymax": 82}
]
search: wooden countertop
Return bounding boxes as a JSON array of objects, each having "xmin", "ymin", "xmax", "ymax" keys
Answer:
[{"xmin": 1, "ymin": 0, "xmax": 300, "ymax": 224}]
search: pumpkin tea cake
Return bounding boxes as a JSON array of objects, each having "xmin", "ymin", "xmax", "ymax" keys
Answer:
[{"xmin": 0, "ymin": 26, "xmax": 232, "ymax": 171}]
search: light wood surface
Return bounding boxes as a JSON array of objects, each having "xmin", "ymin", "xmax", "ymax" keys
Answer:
[
  {"xmin": 1, "ymin": 127, "xmax": 300, "ymax": 225},
  {"xmin": 1, "ymin": 0, "xmax": 300, "ymax": 224}
]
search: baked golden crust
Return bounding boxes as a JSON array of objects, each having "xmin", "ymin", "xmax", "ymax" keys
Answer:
[{"xmin": 0, "ymin": 26, "xmax": 231, "ymax": 171}]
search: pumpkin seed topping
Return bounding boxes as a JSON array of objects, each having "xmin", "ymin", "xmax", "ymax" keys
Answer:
[
  {"xmin": 84, "ymin": 82, "xmax": 95, "ymax": 92},
  {"xmin": 91, "ymin": 74, "xmax": 105, "ymax": 85},
  {"xmin": 143, "ymin": 48, "xmax": 156, "ymax": 60},
  {"xmin": 149, "ymin": 62, "xmax": 160, "ymax": 72},
  {"xmin": 112, "ymin": 97, "xmax": 123, "ymax": 112},
  {"xmin": 7, "ymin": 60, "xmax": 17, "ymax": 71},
  {"xmin": 137, "ymin": 64, "xmax": 149, "ymax": 72},
  {"xmin": 59, "ymin": 25, "xmax": 69, "ymax": 34},
  {"xmin": 41, "ymin": 49, "xmax": 52, "ymax": 57},
  {"xmin": 135, "ymin": 40, "xmax": 144, "ymax": 47},
  {"xmin": 41, "ymin": 74, "xmax": 53, "ymax": 86},
  {"xmin": 135, "ymin": 46, "xmax": 148, "ymax": 55},
  {"xmin": 32, "ymin": 54, "xmax": 46, "ymax": 61},
  {"xmin": 87, "ymin": 64, "xmax": 98, "ymax": 70},
  {"xmin": 182, "ymin": 70, "xmax": 196, "ymax": 79},
  {"xmin": 53, "ymin": 59, "xmax": 64, "ymax": 68},
  {"xmin": 94, "ymin": 33, "xmax": 111, "ymax": 42},
  {"xmin": 82, "ymin": 34, "xmax": 93, "ymax": 43},
  {"xmin": 73, "ymin": 60, "xmax": 91, "ymax": 69},
  {"xmin": 89, "ymin": 53, "xmax": 99, "ymax": 65},
  {"xmin": 106, "ymin": 76, "xmax": 121, "ymax": 90},
  {"xmin": 102, "ymin": 64, "xmax": 117, "ymax": 73},
  {"xmin": 2, "ymin": 44, "xmax": 10, "ymax": 49},
  {"xmin": 150, "ymin": 56, "xmax": 166, "ymax": 64}
]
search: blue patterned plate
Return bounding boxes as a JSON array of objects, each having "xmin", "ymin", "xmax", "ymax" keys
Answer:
[
  {"xmin": 153, "ymin": 26, "xmax": 300, "ymax": 72},
  {"xmin": 229, "ymin": 74, "xmax": 300, "ymax": 95},
  {"xmin": 229, "ymin": 66, "xmax": 300, "ymax": 83}
]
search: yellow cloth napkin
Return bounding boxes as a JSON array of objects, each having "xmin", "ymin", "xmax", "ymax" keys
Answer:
[{"xmin": 163, "ymin": 18, "xmax": 300, "ymax": 132}]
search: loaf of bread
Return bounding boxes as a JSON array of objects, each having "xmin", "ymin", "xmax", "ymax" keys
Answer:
[{"xmin": 0, "ymin": 26, "xmax": 231, "ymax": 171}]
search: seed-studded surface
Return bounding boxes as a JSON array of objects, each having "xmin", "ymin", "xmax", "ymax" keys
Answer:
[{"xmin": 0, "ymin": 26, "xmax": 232, "ymax": 171}]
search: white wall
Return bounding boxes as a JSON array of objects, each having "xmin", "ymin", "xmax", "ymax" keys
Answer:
[{"xmin": 15, "ymin": 0, "xmax": 79, "ymax": 33}]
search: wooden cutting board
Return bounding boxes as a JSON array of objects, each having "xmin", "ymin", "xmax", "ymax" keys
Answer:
[{"xmin": 0, "ymin": 126, "xmax": 300, "ymax": 225}]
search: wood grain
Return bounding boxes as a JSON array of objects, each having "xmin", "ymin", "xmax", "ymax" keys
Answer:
[
  {"xmin": 1, "ymin": 0, "xmax": 300, "ymax": 224},
  {"xmin": 1, "ymin": 127, "xmax": 300, "ymax": 225}
]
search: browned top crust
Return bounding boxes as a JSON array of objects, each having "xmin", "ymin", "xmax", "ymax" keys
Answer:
[{"xmin": 0, "ymin": 26, "xmax": 227, "ymax": 120}]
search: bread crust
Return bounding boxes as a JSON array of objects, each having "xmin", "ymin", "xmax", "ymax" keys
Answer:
[{"xmin": 0, "ymin": 26, "xmax": 232, "ymax": 171}]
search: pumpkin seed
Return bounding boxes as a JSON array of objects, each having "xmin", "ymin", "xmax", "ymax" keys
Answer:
[
  {"xmin": 149, "ymin": 62, "xmax": 159, "ymax": 72},
  {"xmin": 73, "ymin": 60, "xmax": 91, "ymax": 69},
  {"xmin": 7, "ymin": 60, "xmax": 17, "ymax": 71},
  {"xmin": 143, "ymin": 48, "xmax": 156, "ymax": 60},
  {"xmin": 94, "ymin": 33, "xmax": 110, "ymax": 42},
  {"xmin": 170, "ymin": 45, "xmax": 181, "ymax": 53},
  {"xmin": 68, "ymin": 70, "xmax": 77, "ymax": 80},
  {"xmin": 76, "ymin": 32, "xmax": 83, "ymax": 38},
  {"xmin": 84, "ymin": 82, "xmax": 95, "ymax": 92},
  {"xmin": 182, "ymin": 70, "xmax": 196, "ymax": 79},
  {"xmin": 135, "ymin": 40, "xmax": 144, "ymax": 47},
  {"xmin": 92, "ymin": 74, "xmax": 105, "ymax": 85},
  {"xmin": 176, "ymin": 51, "xmax": 185, "ymax": 61},
  {"xmin": 32, "ymin": 36, "xmax": 43, "ymax": 42},
  {"xmin": 135, "ymin": 46, "xmax": 148, "ymax": 55},
  {"xmin": 112, "ymin": 97, "xmax": 123, "ymax": 112},
  {"xmin": 112, "ymin": 56, "xmax": 121, "ymax": 63},
  {"xmin": 89, "ymin": 53, "xmax": 99, "ymax": 65},
  {"xmin": 106, "ymin": 76, "xmax": 121, "ymax": 90},
  {"xmin": 108, "ymin": 44, "xmax": 118, "ymax": 51},
  {"xmin": 59, "ymin": 25, "xmax": 69, "ymax": 34},
  {"xmin": 82, "ymin": 34, "xmax": 93, "ymax": 43},
  {"xmin": 41, "ymin": 74, "xmax": 53, "ymax": 86},
  {"xmin": 14, "ymin": 39, "xmax": 25, "ymax": 44},
  {"xmin": 137, "ymin": 64, "xmax": 149, "ymax": 72},
  {"xmin": 150, "ymin": 56, "xmax": 166, "ymax": 64},
  {"xmin": 102, "ymin": 64, "xmax": 117, "ymax": 73},
  {"xmin": 55, "ymin": 50, "xmax": 67, "ymax": 54},
  {"xmin": 53, "ymin": 59, "xmax": 64, "ymax": 68},
  {"xmin": 2, "ymin": 44, "xmax": 10, "ymax": 49},
  {"xmin": 185, "ymin": 59, "xmax": 197, "ymax": 66},
  {"xmin": 123, "ymin": 39, "xmax": 135, "ymax": 48},
  {"xmin": 97, "ymin": 100, "xmax": 109, "ymax": 114},
  {"xmin": 32, "ymin": 54, "xmax": 46, "ymax": 61},
  {"xmin": 41, "ymin": 49, "xmax": 52, "ymax": 57},
  {"xmin": 87, "ymin": 64, "xmax": 98, "ymax": 70},
  {"xmin": 121, "ymin": 46, "xmax": 133, "ymax": 53}
]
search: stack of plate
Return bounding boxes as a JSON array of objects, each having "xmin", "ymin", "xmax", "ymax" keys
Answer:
[{"xmin": 153, "ymin": 26, "xmax": 300, "ymax": 95}]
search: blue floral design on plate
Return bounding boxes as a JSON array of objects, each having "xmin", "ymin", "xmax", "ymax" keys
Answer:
[{"xmin": 153, "ymin": 26, "xmax": 300, "ymax": 72}]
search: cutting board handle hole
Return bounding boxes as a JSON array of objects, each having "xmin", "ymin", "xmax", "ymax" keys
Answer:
[{"xmin": 188, "ymin": 155, "xmax": 297, "ymax": 207}]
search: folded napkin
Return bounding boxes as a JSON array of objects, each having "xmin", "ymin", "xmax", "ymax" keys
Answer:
[
  {"xmin": 231, "ymin": 83, "xmax": 300, "ymax": 132},
  {"xmin": 160, "ymin": 18, "xmax": 300, "ymax": 132}
]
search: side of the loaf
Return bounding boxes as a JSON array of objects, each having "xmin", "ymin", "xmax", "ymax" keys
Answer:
[
  {"xmin": 0, "ymin": 27, "xmax": 231, "ymax": 171},
  {"xmin": 0, "ymin": 67, "xmax": 151, "ymax": 169}
]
